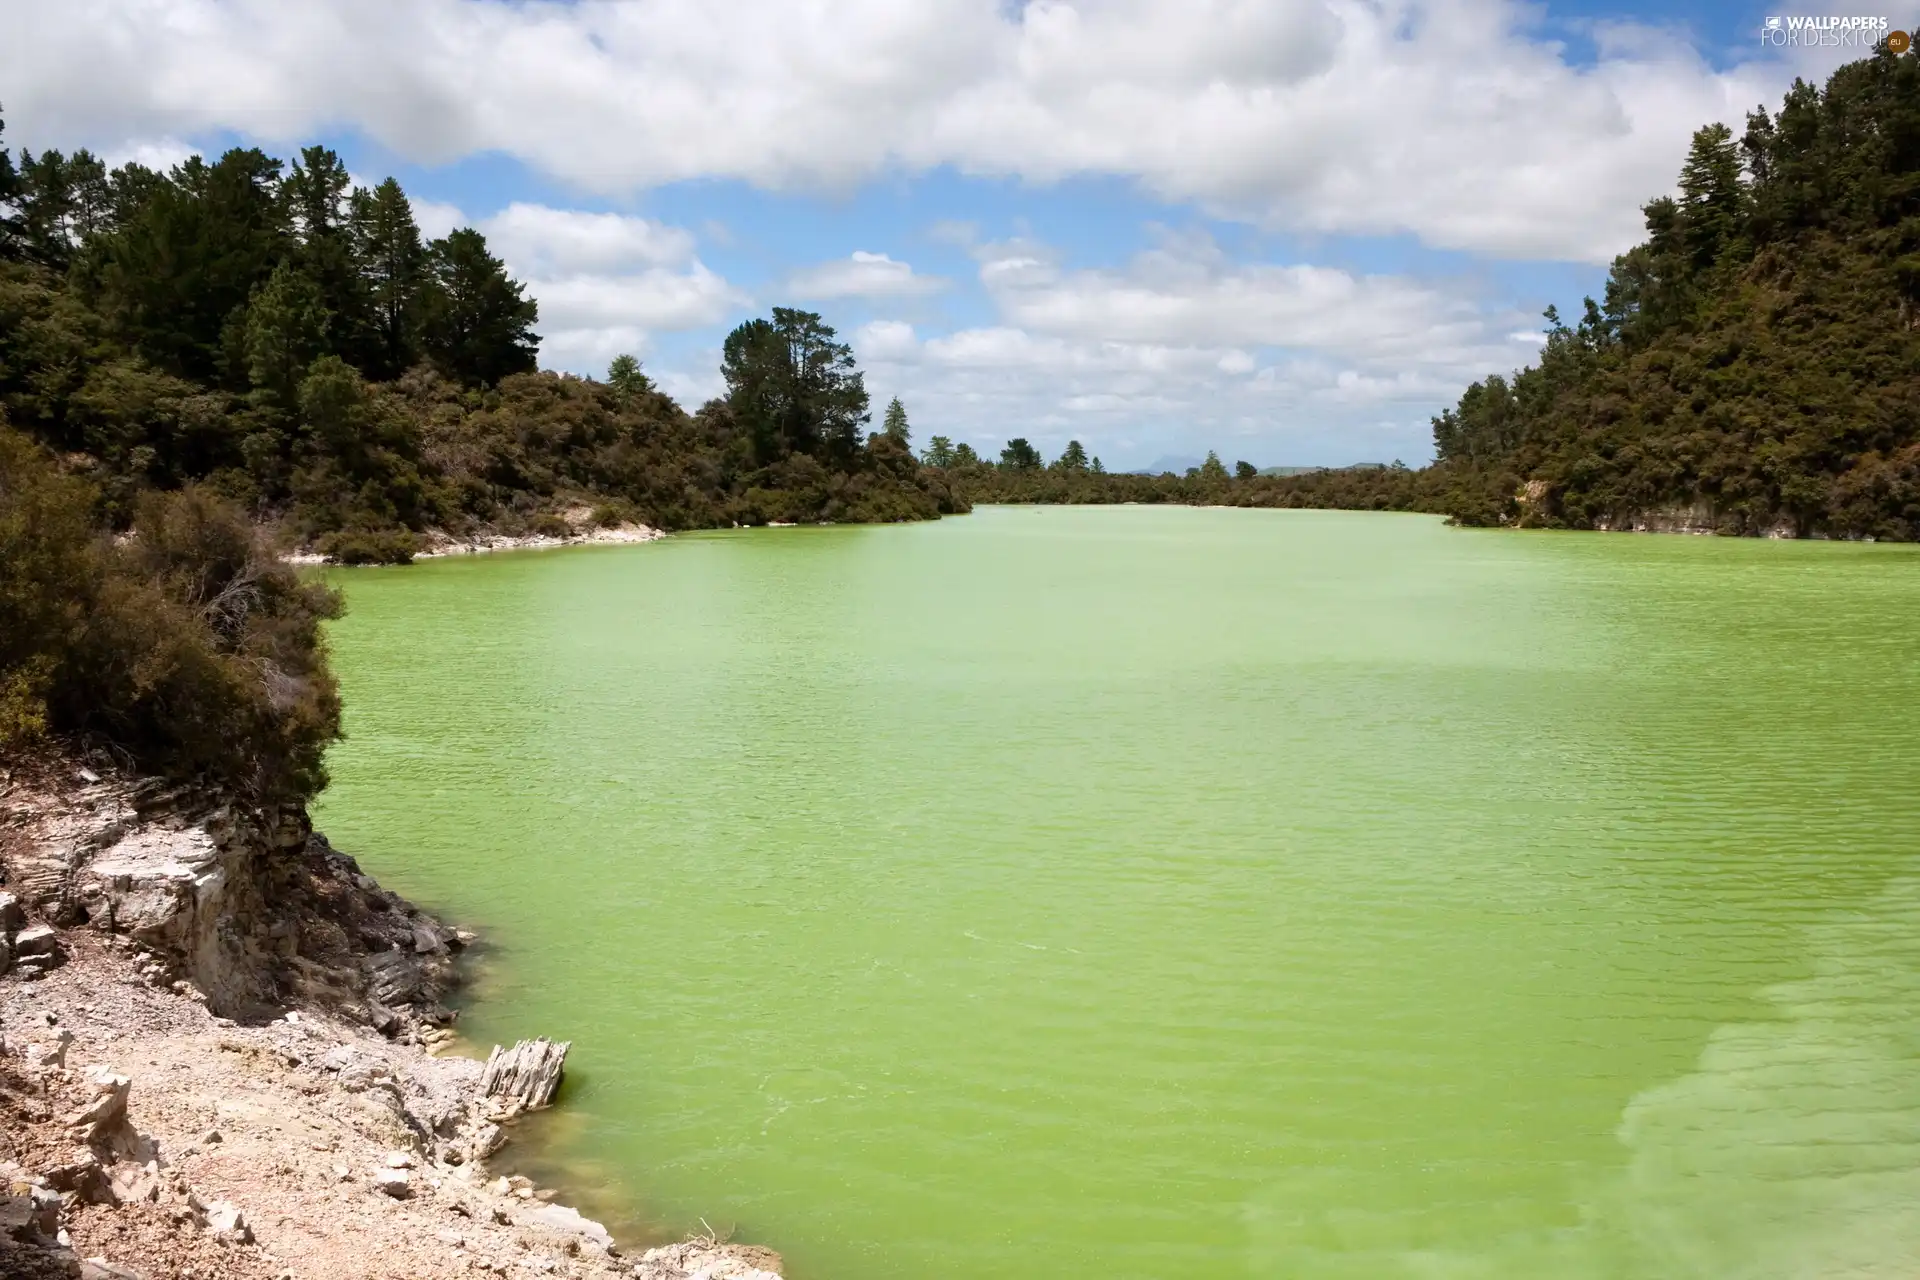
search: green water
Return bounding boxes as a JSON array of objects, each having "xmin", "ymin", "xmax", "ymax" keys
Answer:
[{"xmin": 315, "ymin": 506, "xmax": 1920, "ymax": 1279}]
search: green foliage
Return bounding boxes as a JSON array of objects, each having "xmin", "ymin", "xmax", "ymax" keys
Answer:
[
  {"xmin": 722, "ymin": 308, "xmax": 870, "ymax": 464},
  {"xmin": 883, "ymin": 395, "xmax": 910, "ymax": 445},
  {"xmin": 0, "ymin": 112, "xmax": 961, "ymax": 557},
  {"xmin": 1234, "ymin": 459, "xmax": 1257, "ymax": 480},
  {"xmin": 1055, "ymin": 440, "xmax": 1089, "ymax": 473},
  {"xmin": 922, "ymin": 435, "xmax": 955, "ymax": 468},
  {"xmin": 1000, "ymin": 438, "xmax": 1042, "ymax": 470},
  {"xmin": 950, "ymin": 449, "xmax": 1429, "ymax": 510},
  {"xmin": 315, "ymin": 527, "xmax": 417, "ymax": 565},
  {"xmin": 244, "ymin": 262, "xmax": 329, "ymax": 408},
  {"xmin": 1428, "ymin": 50, "xmax": 1920, "ymax": 538},
  {"xmin": 0, "ymin": 110, "xmax": 19, "ymax": 259},
  {"xmin": 0, "ymin": 424, "xmax": 343, "ymax": 801},
  {"xmin": 349, "ymin": 178, "xmax": 426, "ymax": 380},
  {"xmin": 83, "ymin": 148, "xmax": 290, "ymax": 381},
  {"xmin": 415, "ymin": 228, "xmax": 539, "ymax": 386},
  {"xmin": 607, "ymin": 354, "xmax": 652, "ymax": 400}
]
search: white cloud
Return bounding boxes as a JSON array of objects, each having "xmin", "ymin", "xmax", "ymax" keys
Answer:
[
  {"xmin": 0, "ymin": 0, "xmax": 1816, "ymax": 263},
  {"xmin": 409, "ymin": 197, "xmax": 466, "ymax": 242},
  {"xmin": 401, "ymin": 197, "xmax": 748, "ymax": 377},
  {"xmin": 973, "ymin": 229, "xmax": 1528, "ymax": 375},
  {"xmin": 482, "ymin": 203, "xmax": 698, "ymax": 275},
  {"xmin": 789, "ymin": 251, "xmax": 946, "ymax": 299},
  {"xmin": 854, "ymin": 319, "xmax": 922, "ymax": 362},
  {"xmin": 524, "ymin": 263, "xmax": 745, "ymax": 334},
  {"xmin": 850, "ymin": 230, "xmax": 1541, "ymax": 464},
  {"xmin": 100, "ymin": 136, "xmax": 196, "ymax": 173}
]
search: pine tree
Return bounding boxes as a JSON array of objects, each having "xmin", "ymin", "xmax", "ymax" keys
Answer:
[
  {"xmin": 608, "ymin": 354, "xmax": 652, "ymax": 399},
  {"xmin": 416, "ymin": 228, "xmax": 539, "ymax": 386},
  {"xmin": 0, "ymin": 108, "xmax": 20, "ymax": 259},
  {"xmin": 244, "ymin": 262, "xmax": 329, "ymax": 409},
  {"xmin": 882, "ymin": 395, "xmax": 910, "ymax": 445},
  {"xmin": 350, "ymin": 178, "xmax": 425, "ymax": 379},
  {"xmin": 1677, "ymin": 123, "xmax": 1747, "ymax": 270},
  {"xmin": 1057, "ymin": 440, "xmax": 1089, "ymax": 472},
  {"xmin": 1000, "ymin": 438, "xmax": 1041, "ymax": 470},
  {"xmin": 1200, "ymin": 451, "xmax": 1229, "ymax": 482},
  {"xmin": 923, "ymin": 435, "xmax": 955, "ymax": 467},
  {"xmin": 287, "ymin": 146, "xmax": 369, "ymax": 366},
  {"xmin": 88, "ymin": 147, "xmax": 290, "ymax": 380},
  {"xmin": 721, "ymin": 309, "xmax": 869, "ymax": 463}
]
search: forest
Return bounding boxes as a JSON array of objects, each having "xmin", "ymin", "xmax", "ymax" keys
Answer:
[
  {"xmin": 0, "ymin": 123, "xmax": 956, "ymax": 796},
  {"xmin": 1415, "ymin": 47, "xmax": 1920, "ymax": 536},
  {"xmin": 5, "ymin": 47, "xmax": 1918, "ymax": 797},
  {"xmin": 0, "ymin": 127, "xmax": 963, "ymax": 564},
  {"xmin": 921, "ymin": 49, "xmax": 1920, "ymax": 537}
]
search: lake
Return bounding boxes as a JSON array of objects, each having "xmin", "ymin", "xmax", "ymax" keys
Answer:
[{"xmin": 315, "ymin": 505, "xmax": 1920, "ymax": 1279}]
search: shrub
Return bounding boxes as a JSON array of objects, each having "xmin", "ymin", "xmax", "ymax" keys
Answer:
[
  {"xmin": 0, "ymin": 424, "xmax": 344, "ymax": 803},
  {"xmin": 316, "ymin": 528, "xmax": 417, "ymax": 565}
]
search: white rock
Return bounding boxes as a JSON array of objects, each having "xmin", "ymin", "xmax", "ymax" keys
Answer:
[
  {"xmin": 478, "ymin": 1038, "xmax": 570, "ymax": 1110},
  {"xmin": 373, "ymin": 1168, "xmax": 412, "ymax": 1199},
  {"xmin": 384, "ymin": 1151, "xmax": 414, "ymax": 1169},
  {"xmin": 518, "ymin": 1203, "xmax": 615, "ymax": 1254},
  {"xmin": 204, "ymin": 1200, "xmax": 253, "ymax": 1244}
]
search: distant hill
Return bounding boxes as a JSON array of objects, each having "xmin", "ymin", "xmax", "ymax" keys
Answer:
[{"xmin": 1135, "ymin": 454, "xmax": 1203, "ymax": 475}]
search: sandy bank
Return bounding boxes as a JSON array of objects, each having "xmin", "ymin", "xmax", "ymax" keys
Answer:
[{"xmin": 0, "ymin": 759, "xmax": 780, "ymax": 1280}]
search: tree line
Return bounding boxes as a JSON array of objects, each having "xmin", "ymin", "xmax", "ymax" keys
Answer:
[
  {"xmin": 877, "ymin": 384, "xmax": 1429, "ymax": 513},
  {"xmin": 0, "ymin": 122, "xmax": 959, "ymax": 800},
  {"xmin": 1419, "ymin": 47, "xmax": 1920, "ymax": 536},
  {"xmin": 897, "ymin": 49, "xmax": 1920, "ymax": 537},
  {"xmin": 0, "ymin": 120, "xmax": 962, "ymax": 563}
]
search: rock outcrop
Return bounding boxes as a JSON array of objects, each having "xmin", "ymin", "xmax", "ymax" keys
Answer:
[
  {"xmin": 0, "ymin": 758, "xmax": 463, "ymax": 1037},
  {"xmin": 480, "ymin": 1038, "xmax": 571, "ymax": 1111},
  {"xmin": 0, "ymin": 756, "xmax": 789, "ymax": 1279}
]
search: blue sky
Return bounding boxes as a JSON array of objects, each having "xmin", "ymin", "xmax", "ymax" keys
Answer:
[{"xmin": 3, "ymin": 0, "xmax": 1874, "ymax": 468}]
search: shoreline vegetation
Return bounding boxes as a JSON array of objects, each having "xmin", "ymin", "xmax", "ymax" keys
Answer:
[
  {"xmin": 1, "ymin": 39, "xmax": 1916, "ymax": 1280},
  {"xmin": 928, "ymin": 51, "xmax": 1920, "ymax": 540},
  {"xmin": 7, "ymin": 52, "xmax": 1917, "ymax": 568}
]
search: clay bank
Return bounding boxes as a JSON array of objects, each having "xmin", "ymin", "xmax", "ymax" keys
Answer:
[{"xmin": 0, "ymin": 757, "xmax": 781, "ymax": 1280}]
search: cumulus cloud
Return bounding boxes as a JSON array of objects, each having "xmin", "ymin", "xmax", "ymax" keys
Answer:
[
  {"xmin": 0, "ymin": 0, "xmax": 1815, "ymax": 263},
  {"xmin": 789, "ymin": 251, "xmax": 946, "ymax": 299},
  {"xmin": 404, "ymin": 198, "xmax": 748, "ymax": 374},
  {"xmin": 409, "ymin": 197, "xmax": 466, "ymax": 242},
  {"xmin": 100, "ymin": 136, "xmax": 197, "ymax": 172},
  {"xmin": 851, "ymin": 230, "xmax": 1545, "ymax": 463},
  {"xmin": 482, "ymin": 203, "xmax": 699, "ymax": 275},
  {"xmin": 972, "ymin": 229, "xmax": 1529, "ymax": 375}
]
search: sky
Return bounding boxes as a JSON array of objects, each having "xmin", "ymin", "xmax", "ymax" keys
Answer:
[{"xmin": 0, "ymin": 0, "xmax": 1884, "ymax": 469}]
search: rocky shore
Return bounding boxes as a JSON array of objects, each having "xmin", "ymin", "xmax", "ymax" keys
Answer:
[
  {"xmin": 284, "ymin": 512, "xmax": 666, "ymax": 566},
  {"xmin": 0, "ymin": 758, "xmax": 781, "ymax": 1280}
]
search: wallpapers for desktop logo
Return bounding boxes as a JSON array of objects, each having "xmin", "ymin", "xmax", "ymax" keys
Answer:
[{"xmin": 1761, "ymin": 14, "xmax": 1909, "ymax": 48}]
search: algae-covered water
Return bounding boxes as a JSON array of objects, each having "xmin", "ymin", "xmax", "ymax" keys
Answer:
[{"xmin": 316, "ymin": 506, "xmax": 1920, "ymax": 1279}]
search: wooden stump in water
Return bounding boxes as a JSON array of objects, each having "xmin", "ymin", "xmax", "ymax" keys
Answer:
[{"xmin": 480, "ymin": 1037, "xmax": 571, "ymax": 1110}]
